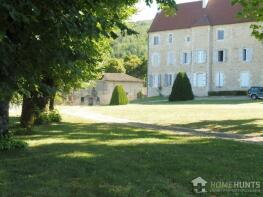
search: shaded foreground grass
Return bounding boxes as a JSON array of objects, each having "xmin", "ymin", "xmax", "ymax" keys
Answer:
[{"xmin": 0, "ymin": 117, "xmax": 262, "ymax": 196}]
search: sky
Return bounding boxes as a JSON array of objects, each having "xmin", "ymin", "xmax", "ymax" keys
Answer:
[{"xmin": 130, "ymin": 0, "xmax": 200, "ymax": 22}]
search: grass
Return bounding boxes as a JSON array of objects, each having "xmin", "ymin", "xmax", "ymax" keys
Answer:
[
  {"xmin": 87, "ymin": 97, "xmax": 263, "ymax": 136},
  {"xmin": 0, "ymin": 117, "xmax": 262, "ymax": 196}
]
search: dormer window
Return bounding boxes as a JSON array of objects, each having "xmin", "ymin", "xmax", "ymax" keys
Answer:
[{"xmin": 217, "ymin": 30, "xmax": 224, "ymax": 40}]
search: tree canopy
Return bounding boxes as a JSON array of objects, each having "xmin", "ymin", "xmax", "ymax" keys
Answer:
[{"xmin": 233, "ymin": 0, "xmax": 263, "ymax": 42}]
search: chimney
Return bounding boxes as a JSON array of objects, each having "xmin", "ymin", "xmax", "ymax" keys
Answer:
[{"xmin": 202, "ymin": 0, "xmax": 209, "ymax": 8}]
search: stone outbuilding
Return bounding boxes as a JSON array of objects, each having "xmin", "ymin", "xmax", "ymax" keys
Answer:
[{"xmin": 67, "ymin": 73, "xmax": 145, "ymax": 105}]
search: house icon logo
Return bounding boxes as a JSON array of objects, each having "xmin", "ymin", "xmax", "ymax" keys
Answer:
[{"xmin": 191, "ymin": 177, "xmax": 207, "ymax": 193}]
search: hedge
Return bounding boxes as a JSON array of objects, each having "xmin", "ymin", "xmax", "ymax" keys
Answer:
[{"xmin": 110, "ymin": 85, "xmax": 128, "ymax": 105}]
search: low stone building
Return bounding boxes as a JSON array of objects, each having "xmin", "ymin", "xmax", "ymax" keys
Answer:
[{"xmin": 67, "ymin": 73, "xmax": 145, "ymax": 105}]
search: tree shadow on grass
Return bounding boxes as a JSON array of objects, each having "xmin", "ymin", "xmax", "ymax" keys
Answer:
[
  {"xmin": 1, "ymin": 121, "xmax": 263, "ymax": 196},
  {"xmin": 172, "ymin": 119, "xmax": 263, "ymax": 136}
]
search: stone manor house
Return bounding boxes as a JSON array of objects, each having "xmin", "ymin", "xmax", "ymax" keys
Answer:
[{"xmin": 147, "ymin": 0, "xmax": 263, "ymax": 97}]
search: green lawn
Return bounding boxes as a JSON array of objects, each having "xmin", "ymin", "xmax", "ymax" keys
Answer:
[
  {"xmin": 0, "ymin": 117, "xmax": 262, "ymax": 196},
  {"xmin": 88, "ymin": 97, "xmax": 263, "ymax": 136}
]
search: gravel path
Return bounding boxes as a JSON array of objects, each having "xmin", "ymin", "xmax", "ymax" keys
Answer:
[{"xmin": 59, "ymin": 106, "xmax": 263, "ymax": 145}]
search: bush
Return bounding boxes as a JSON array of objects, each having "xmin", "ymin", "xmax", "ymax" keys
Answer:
[
  {"xmin": 208, "ymin": 91, "xmax": 247, "ymax": 96},
  {"xmin": 110, "ymin": 85, "xmax": 128, "ymax": 105},
  {"xmin": 169, "ymin": 72, "xmax": 194, "ymax": 101},
  {"xmin": 0, "ymin": 135, "xmax": 27, "ymax": 151},
  {"xmin": 35, "ymin": 110, "xmax": 62, "ymax": 125}
]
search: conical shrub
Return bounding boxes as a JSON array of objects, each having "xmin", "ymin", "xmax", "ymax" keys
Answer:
[
  {"xmin": 169, "ymin": 72, "xmax": 194, "ymax": 101},
  {"xmin": 110, "ymin": 85, "xmax": 128, "ymax": 105}
]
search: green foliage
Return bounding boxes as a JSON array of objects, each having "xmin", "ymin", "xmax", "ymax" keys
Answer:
[
  {"xmin": 232, "ymin": 0, "xmax": 263, "ymax": 42},
  {"xmin": 110, "ymin": 85, "xmax": 129, "ymax": 105},
  {"xmin": 209, "ymin": 91, "xmax": 247, "ymax": 96},
  {"xmin": 109, "ymin": 20, "xmax": 151, "ymax": 79},
  {"xmin": 111, "ymin": 21, "xmax": 151, "ymax": 59},
  {"xmin": 35, "ymin": 110, "xmax": 62, "ymax": 125},
  {"xmin": 104, "ymin": 58, "xmax": 126, "ymax": 73},
  {"xmin": 0, "ymin": 135, "xmax": 27, "ymax": 151},
  {"xmin": 169, "ymin": 72, "xmax": 194, "ymax": 101}
]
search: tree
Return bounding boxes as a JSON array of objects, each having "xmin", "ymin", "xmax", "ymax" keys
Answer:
[
  {"xmin": 110, "ymin": 85, "xmax": 129, "ymax": 105},
  {"xmin": 0, "ymin": 0, "xmax": 176, "ymax": 135},
  {"xmin": 104, "ymin": 58, "xmax": 126, "ymax": 73},
  {"xmin": 232, "ymin": 0, "xmax": 263, "ymax": 42},
  {"xmin": 169, "ymin": 72, "xmax": 194, "ymax": 101}
]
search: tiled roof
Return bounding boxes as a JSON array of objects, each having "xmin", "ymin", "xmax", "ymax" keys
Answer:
[
  {"xmin": 149, "ymin": 0, "xmax": 251, "ymax": 32},
  {"xmin": 102, "ymin": 73, "xmax": 144, "ymax": 83}
]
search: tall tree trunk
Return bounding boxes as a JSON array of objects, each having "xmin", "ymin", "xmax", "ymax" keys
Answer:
[
  {"xmin": 20, "ymin": 96, "xmax": 36, "ymax": 128},
  {"xmin": 49, "ymin": 92, "xmax": 56, "ymax": 111},
  {"xmin": 0, "ymin": 100, "xmax": 9, "ymax": 136}
]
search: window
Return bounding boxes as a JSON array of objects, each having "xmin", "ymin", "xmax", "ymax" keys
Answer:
[
  {"xmin": 181, "ymin": 52, "xmax": 191, "ymax": 64},
  {"xmin": 151, "ymin": 53, "xmax": 160, "ymax": 66},
  {"xmin": 167, "ymin": 51, "xmax": 175, "ymax": 65},
  {"xmin": 217, "ymin": 50, "xmax": 225, "ymax": 63},
  {"xmin": 168, "ymin": 34, "xmax": 173, "ymax": 44},
  {"xmin": 196, "ymin": 50, "xmax": 207, "ymax": 64},
  {"xmin": 185, "ymin": 36, "xmax": 191, "ymax": 42},
  {"xmin": 164, "ymin": 74, "xmax": 173, "ymax": 87},
  {"xmin": 148, "ymin": 75, "xmax": 153, "ymax": 87},
  {"xmin": 153, "ymin": 35, "xmax": 160, "ymax": 45},
  {"xmin": 193, "ymin": 73, "xmax": 207, "ymax": 87},
  {"xmin": 215, "ymin": 72, "xmax": 224, "ymax": 88},
  {"xmin": 240, "ymin": 72, "xmax": 250, "ymax": 88},
  {"xmin": 242, "ymin": 48, "xmax": 252, "ymax": 62},
  {"xmin": 81, "ymin": 97, "xmax": 85, "ymax": 103},
  {"xmin": 149, "ymin": 74, "xmax": 161, "ymax": 88},
  {"xmin": 217, "ymin": 30, "xmax": 224, "ymax": 40}
]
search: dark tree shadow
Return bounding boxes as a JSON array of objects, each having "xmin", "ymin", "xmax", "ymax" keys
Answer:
[{"xmin": 1, "ymin": 121, "xmax": 263, "ymax": 196}]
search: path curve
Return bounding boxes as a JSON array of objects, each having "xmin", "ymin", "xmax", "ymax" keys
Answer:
[{"xmin": 59, "ymin": 106, "xmax": 263, "ymax": 145}]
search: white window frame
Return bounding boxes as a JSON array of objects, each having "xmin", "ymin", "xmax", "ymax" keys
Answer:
[
  {"xmin": 241, "ymin": 48, "xmax": 253, "ymax": 63},
  {"xmin": 196, "ymin": 50, "xmax": 207, "ymax": 64},
  {"xmin": 164, "ymin": 73, "xmax": 173, "ymax": 87},
  {"xmin": 193, "ymin": 73, "xmax": 207, "ymax": 88},
  {"xmin": 215, "ymin": 72, "xmax": 224, "ymax": 88},
  {"xmin": 153, "ymin": 35, "xmax": 160, "ymax": 46},
  {"xmin": 215, "ymin": 49, "xmax": 227, "ymax": 63},
  {"xmin": 151, "ymin": 53, "xmax": 161, "ymax": 66},
  {"xmin": 167, "ymin": 51, "xmax": 175, "ymax": 65},
  {"xmin": 240, "ymin": 71, "xmax": 250, "ymax": 88},
  {"xmin": 181, "ymin": 51, "xmax": 192, "ymax": 65},
  {"xmin": 217, "ymin": 29, "xmax": 225, "ymax": 41}
]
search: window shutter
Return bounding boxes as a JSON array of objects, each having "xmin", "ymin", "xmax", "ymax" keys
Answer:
[
  {"xmin": 193, "ymin": 73, "xmax": 197, "ymax": 87},
  {"xmin": 149, "ymin": 75, "xmax": 153, "ymax": 87},
  {"xmin": 221, "ymin": 73, "xmax": 225, "ymax": 87},
  {"xmin": 223, "ymin": 49, "xmax": 227, "ymax": 62},
  {"xmin": 239, "ymin": 48, "xmax": 243, "ymax": 62},
  {"xmin": 157, "ymin": 54, "xmax": 161, "ymax": 66},
  {"xmin": 158, "ymin": 74, "xmax": 161, "ymax": 87},
  {"xmin": 215, "ymin": 72, "xmax": 220, "ymax": 87},
  {"xmin": 164, "ymin": 74, "xmax": 168, "ymax": 87},
  {"xmin": 203, "ymin": 51, "xmax": 207, "ymax": 63},
  {"xmin": 180, "ymin": 52, "xmax": 184, "ymax": 64},
  {"xmin": 188, "ymin": 52, "xmax": 192, "ymax": 64},
  {"xmin": 213, "ymin": 50, "xmax": 218, "ymax": 63},
  {"xmin": 248, "ymin": 48, "xmax": 253, "ymax": 62}
]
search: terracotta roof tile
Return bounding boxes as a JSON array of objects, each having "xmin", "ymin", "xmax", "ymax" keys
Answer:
[
  {"xmin": 102, "ymin": 73, "xmax": 144, "ymax": 83},
  {"xmin": 149, "ymin": 0, "xmax": 251, "ymax": 32}
]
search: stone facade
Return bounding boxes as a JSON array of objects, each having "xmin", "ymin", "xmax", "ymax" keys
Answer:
[
  {"xmin": 148, "ymin": 22, "xmax": 263, "ymax": 97},
  {"xmin": 67, "ymin": 74, "xmax": 145, "ymax": 105}
]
